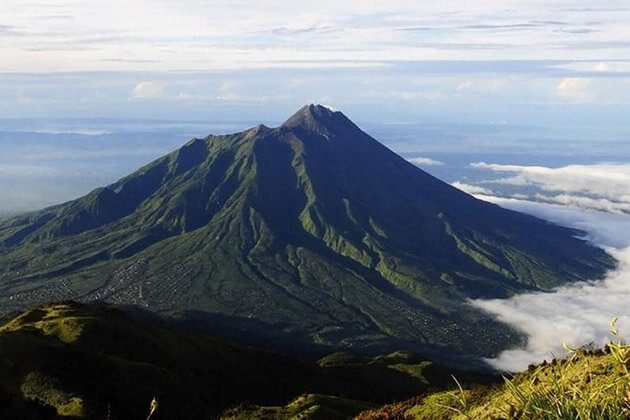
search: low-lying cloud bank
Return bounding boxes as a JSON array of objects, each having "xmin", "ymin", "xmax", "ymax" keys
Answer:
[
  {"xmin": 408, "ymin": 156, "xmax": 444, "ymax": 166},
  {"xmin": 470, "ymin": 196, "xmax": 630, "ymax": 372},
  {"xmin": 472, "ymin": 162, "xmax": 630, "ymax": 214}
]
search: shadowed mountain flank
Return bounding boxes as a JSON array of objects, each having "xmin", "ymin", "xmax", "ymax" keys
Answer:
[{"xmin": 0, "ymin": 301, "xmax": 490, "ymax": 418}]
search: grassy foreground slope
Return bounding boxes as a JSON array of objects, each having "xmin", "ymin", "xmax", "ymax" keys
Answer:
[
  {"xmin": 0, "ymin": 105, "xmax": 615, "ymax": 359},
  {"xmin": 358, "ymin": 322, "xmax": 630, "ymax": 419},
  {"xmin": 0, "ymin": 301, "xmax": 495, "ymax": 419}
]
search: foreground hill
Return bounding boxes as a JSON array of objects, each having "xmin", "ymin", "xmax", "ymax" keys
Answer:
[
  {"xmin": 0, "ymin": 104, "xmax": 614, "ymax": 358},
  {"xmin": 0, "ymin": 301, "xmax": 495, "ymax": 419},
  {"xmin": 358, "ymin": 323, "xmax": 630, "ymax": 419}
]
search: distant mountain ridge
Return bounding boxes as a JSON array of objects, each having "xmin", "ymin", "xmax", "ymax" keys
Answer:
[{"xmin": 0, "ymin": 104, "xmax": 615, "ymax": 358}]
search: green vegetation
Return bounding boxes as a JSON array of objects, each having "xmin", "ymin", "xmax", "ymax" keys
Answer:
[
  {"xmin": 222, "ymin": 394, "xmax": 374, "ymax": 420},
  {"xmin": 20, "ymin": 372, "xmax": 85, "ymax": 417},
  {"xmin": 0, "ymin": 301, "xmax": 495, "ymax": 419},
  {"xmin": 0, "ymin": 105, "xmax": 616, "ymax": 360},
  {"xmin": 358, "ymin": 320, "xmax": 630, "ymax": 419}
]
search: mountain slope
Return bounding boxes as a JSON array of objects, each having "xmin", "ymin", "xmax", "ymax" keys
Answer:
[
  {"xmin": 358, "ymin": 330, "xmax": 630, "ymax": 419},
  {"xmin": 0, "ymin": 301, "xmax": 493, "ymax": 419},
  {"xmin": 0, "ymin": 105, "xmax": 615, "ymax": 358}
]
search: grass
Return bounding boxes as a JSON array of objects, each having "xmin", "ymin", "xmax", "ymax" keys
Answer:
[
  {"xmin": 0, "ymin": 304, "xmax": 91, "ymax": 343},
  {"xmin": 20, "ymin": 371, "xmax": 85, "ymax": 417},
  {"xmin": 461, "ymin": 318, "xmax": 630, "ymax": 419},
  {"xmin": 359, "ymin": 319, "xmax": 630, "ymax": 419}
]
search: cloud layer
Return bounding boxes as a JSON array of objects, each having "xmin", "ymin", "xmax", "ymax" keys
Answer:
[
  {"xmin": 2, "ymin": 1, "xmax": 630, "ymax": 72},
  {"xmin": 464, "ymin": 181, "xmax": 630, "ymax": 372},
  {"xmin": 2, "ymin": 2, "xmax": 630, "ymax": 123},
  {"xmin": 471, "ymin": 162, "xmax": 630, "ymax": 214}
]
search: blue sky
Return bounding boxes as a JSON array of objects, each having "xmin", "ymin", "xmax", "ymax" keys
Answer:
[{"xmin": 1, "ymin": 0, "xmax": 630, "ymax": 126}]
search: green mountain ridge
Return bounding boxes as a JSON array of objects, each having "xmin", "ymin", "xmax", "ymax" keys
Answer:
[{"xmin": 0, "ymin": 104, "xmax": 615, "ymax": 359}]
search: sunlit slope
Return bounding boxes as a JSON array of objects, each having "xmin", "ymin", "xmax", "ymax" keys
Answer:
[
  {"xmin": 359, "ymin": 327, "xmax": 630, "ymax": 419},
  {"xmin": 0, "ymin": 105, "xmax": 615, "ymax": 357}
]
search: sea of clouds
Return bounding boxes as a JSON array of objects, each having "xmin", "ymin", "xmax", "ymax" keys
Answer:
[{"xmin": 456, "ymin": 163, "xmax": 630, "ymax": 372}]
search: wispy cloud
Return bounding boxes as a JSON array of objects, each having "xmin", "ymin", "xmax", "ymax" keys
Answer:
[
  {"xmin": 456, "ymin": 79, "xmax": 506, "ymax": 94},
  {"xmin": 2, "ymin": 1, "xmax": 630, "ymax": 72},
  {"xmin": 0, "ymin": 23, "xmax": 20, "ymax": 34},
  {"xmin": 532, "ymin": 193, "xmax": 630, "ymax": 215},
  {"xmin": 408, "ymin": 156, "xmax": 444, "ymax": 166},
  {"xmin": 132, "ymin": 81, "xmax": 166, "ymax": 100},
  {"xmin": 595, "ymin": 62, "xmax": 610, "ymax": 72},
  {"xmin": 451, "ymin": 181, "xmax": 493, "ymax": 195},
  {"xmin": 0, "ymin": 163, "xmax": 63, "ymax": 177},
  {"xmin": 2, "ymin": 2, "xmax": 630, "ymax": 120},
  {"xmin": 556, "ymin": 77, "xmax": 594, "ymax": 102},
  {"xmin": 471, "ymin": 162, "xmax": 630, "ymax": 214},
  {"xmin": 269, "ymin": 25, "xmax": 337, "ymax": 36}
]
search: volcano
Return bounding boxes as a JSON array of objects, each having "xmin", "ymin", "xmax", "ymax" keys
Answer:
[{"xmin": 0, "ymin": 105, "xmax": 614, "ymax": 358}]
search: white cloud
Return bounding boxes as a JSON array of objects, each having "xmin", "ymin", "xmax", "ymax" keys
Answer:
[
  {"xmin": 456, "ymin": 79, "xmax": 506, "ymax": 94},
  {"xmin": 3, "ymin": 0, "xmax": 630, "ymax": 120},
  {"xmin": 460, "ymin": 161, "xmax": 630, "ymax": 370},
  {"xmin": 471, "ymin": 162, "xmax": 630, "ymax": 212},
  {"xmin": 451, "ymin": 181, "xmax": 492, "ymax": 195},
  {"xmin": 215, "ymin": 82, "xmax": 241, "ymax": 102},
  {"xmin": 556, "ymin": 77, "xmax": 592, "ymax": 101},
  {"xmin": 131, "ymin": 82, "xmax": 201, "ymax": 102},
  {"xmin": 0, "ymin": 164, "xmax": 62, "ymax": 177},
  {"xmin": 408, "ymin": 156, "xmax": 444, "ymax": 166},
  {"xmin": 215, "ymin": 92, "xmax": 242, "ymax": 102},
  {"xmin": 556, "ymin": 77, "xmax": 593, "ymax": 103},
  {"xmin": 2, "ymin": 1, "xmax": 630, "ymax": 72},
  {"xmin": 534, "ymin": 193, "xmax": 630, "ymax": 215},
  {"xmin": 595, "ymin": 62, "xmax": 610, "ymax": 72},
  {"xmin": 318, "ymin": 103, "xmax": 337, "ymax": 112},
  {"xmin": 470, "ymin": 197, "xmax": 630, "ymax": 371},
  {"xmin": 132, "ymin": 81, "xmax": 166, "ymax": 100},
  {"xmin": 362, "ymin": 90, "xmax": 448, "ymax": 102},
  {"xmin": 213, "ymin": 81, "xmax": 288, "ymax": 103},
  {"xmin": 176, "ymin": 91, "xmax": 196, "ymax": 101}
]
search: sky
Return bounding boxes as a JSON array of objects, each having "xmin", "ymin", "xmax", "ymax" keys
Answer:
[{"xmin": 1, "ymin": 1, "xmax": 630, "ymax": 125}]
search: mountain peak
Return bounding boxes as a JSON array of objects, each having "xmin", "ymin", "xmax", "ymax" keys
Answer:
[{"xmin": 281, "ymin": 104, "xmax": 350, "ymax": 132}]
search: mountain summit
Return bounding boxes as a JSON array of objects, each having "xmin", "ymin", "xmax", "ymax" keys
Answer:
[
  {"xmin": 282, "ymin": 104, "xmax": 347, "ymax": 130},
  {"xmin": 0, "ymin": 105, "xmax": 614, "ymax": 358}
]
